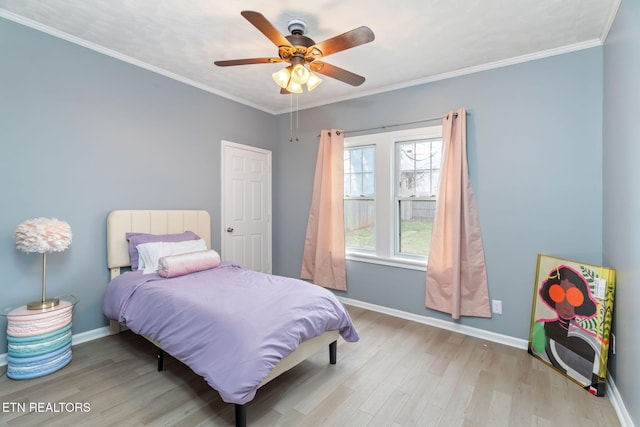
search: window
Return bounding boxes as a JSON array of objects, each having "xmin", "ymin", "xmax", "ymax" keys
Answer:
[
  {"xmin": 396, "ymin": 137, "xmax": 442, "ymax": 256},
  {"xmin": 344, "ymin": 126, "xmax": 443, "ymax": 269},
  {"xmin": 344, "ymin": 146, "xmax": 375, "ymax": 250}
]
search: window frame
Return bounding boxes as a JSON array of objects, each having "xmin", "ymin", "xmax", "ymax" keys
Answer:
[{"xmin": 344, "ymin": 125, "xmax": 443, "ymax": 271}]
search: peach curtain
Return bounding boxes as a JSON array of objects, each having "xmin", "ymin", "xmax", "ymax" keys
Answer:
[
  {"xmin": 425, "ymin": 109, "xmax": 491, "ymax": 319},
  {"xmin": 300, "ymin": 129, "xmax": 347, "ymax": 291}
]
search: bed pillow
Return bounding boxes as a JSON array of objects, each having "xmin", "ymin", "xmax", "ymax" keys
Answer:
[
  {"xmin": 158, "ymin": 249, "xmax": 221, "ymax": 278},
  {"xmin": 137, "ymin": 239, "xmax": 208, "ymax": 274},
  {"xmin": 126, "ymin": 231, "xmax": 200, "ymax": 270}
]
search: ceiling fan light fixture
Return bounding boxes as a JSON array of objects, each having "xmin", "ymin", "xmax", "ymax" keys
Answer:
[
  {"xmin": 306, "ymin": 72, "xmax": 322, "ymax": 91},
  {"xmin": 286, "ymin": 80, "xmax": 303, "ymax": 94},
  {"xmin": 272, "ymin": 66, "xmax": 291, "ymax": 89},
  {"xmin": 290, "ymin": 63, "xmax": 310, "ymax": 85}
]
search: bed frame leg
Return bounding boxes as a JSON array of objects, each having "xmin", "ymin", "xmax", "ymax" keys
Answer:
[
  {"xmin": 329, "ymin": 340, "xmax": 337, "ymax": 365},
  {"xmin": 157, "ymin": 349, "xmax": 164, "ymax": 371},
  {"xmin": 234, "ymin": 404, "xmax": 247, "ymax": 427}
]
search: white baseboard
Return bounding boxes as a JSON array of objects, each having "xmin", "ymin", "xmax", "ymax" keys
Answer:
[
  {"xmin": 606, "ymin": 372, "xmax": 636, "ymax": 427},
  {"xmin": 71, "ymin": 326, "xmax": 111, "ymax": 346},
  {"xmin": 339, "ymin": 296, "xmax": 529, "ymax": 350},
  {"xmin": 339, "ymin": 297, "xmax": 634, "ymax": 427}
]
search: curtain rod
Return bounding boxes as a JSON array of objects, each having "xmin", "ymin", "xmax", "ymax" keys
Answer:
[{"xmin": 321, "ymin": 111, "xmax": 468, "ymax": 137}]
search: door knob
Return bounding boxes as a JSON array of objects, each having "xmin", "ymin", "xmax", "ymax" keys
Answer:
[{"xmin": 226, "ymin": 227, "xmax": 234, "ymax": 233}]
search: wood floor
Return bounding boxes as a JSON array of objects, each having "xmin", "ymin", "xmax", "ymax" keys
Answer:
[{"xmin": 0, "ymin": 305, "xmax": 620, "ymax": 427}]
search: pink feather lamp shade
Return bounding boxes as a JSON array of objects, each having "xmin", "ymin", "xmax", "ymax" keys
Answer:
[{"xmin": 15, "ymin": 218, "xmax": 72, "ymax": 310}]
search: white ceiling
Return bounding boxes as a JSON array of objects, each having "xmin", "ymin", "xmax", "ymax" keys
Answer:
[{"xmin": 0, "ymin": 0, "xmax": 620, "ymax": 115}]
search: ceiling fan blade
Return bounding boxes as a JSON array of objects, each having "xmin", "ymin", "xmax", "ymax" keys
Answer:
[
  {"xmin": 214, "ymin": 58, "xmax": 282, "ymax": 67},
  {"xmin": 311, "ymin": 26, "xmax": 374, "ymax": 57},
  {"xmin": 241, "ymin": 10, "xmax": 292, "ymax": 48},
  {"xmin": 310, "ymin": 61, "xmax": 366, "ymax": 86}
]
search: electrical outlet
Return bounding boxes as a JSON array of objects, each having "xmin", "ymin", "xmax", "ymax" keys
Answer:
[
  {"xmin": 492, "ymin": 299, "xmax": 502, "ymax": 314},
  {"xmin": 611, "ymin": 333, "xmax": 616, "ymax": 355}
]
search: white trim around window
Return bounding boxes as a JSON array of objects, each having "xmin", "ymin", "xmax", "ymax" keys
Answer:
[{"xmin": 344, "ymin": 125, "xmax": 442, "ymax": 270}]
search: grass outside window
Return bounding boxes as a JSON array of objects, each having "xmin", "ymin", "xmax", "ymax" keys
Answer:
[{"xmin": 346, "ymin": 220, "xmax": 433, "ymax": 255}]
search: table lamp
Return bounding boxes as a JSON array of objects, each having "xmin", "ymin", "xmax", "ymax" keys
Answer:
[{"xmin": 15, "ymin": 217, "xmax": 72, "ymax": 310}]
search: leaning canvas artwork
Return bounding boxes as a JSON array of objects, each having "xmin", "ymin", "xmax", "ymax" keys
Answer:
[{"xmin": 528, "ymin": 254, "xmax": 616, "ymax": 396}]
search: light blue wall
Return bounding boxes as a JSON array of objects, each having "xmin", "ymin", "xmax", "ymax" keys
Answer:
[
  {"xmin": 0, "ymin": 18, "xmax": 276, "ymax": 353},
  {"xmin": 603, "ymin": 0, "xmax": 640, "ymax": 425},
  {"xmin": 273, "ymin": 47, "xmax": 604, "ymax": 341}
]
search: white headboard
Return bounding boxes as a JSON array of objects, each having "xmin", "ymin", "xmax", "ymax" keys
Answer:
[{"xmin": 107, "ymin": 210, "xmax": 211, "ymax": 278}]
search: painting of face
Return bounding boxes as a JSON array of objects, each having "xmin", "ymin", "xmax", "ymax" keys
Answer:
[{"xmin": 528, "ymin": 255, "xmax": 615, "ymax": 396}]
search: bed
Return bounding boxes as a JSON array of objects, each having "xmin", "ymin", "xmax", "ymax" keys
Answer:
[{"xmin": 102, "ymin": 210, "xmax": 358, "ymax": 427}]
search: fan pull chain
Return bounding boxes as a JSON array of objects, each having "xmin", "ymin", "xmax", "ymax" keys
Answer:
[{"xmin": 289, "ymin": 93, "xmax": 299, "ymax": 142}]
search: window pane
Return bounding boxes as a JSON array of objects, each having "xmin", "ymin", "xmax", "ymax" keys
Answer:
[
  {"xmin": 350, "ymin": 173, "xmax": 363, "ymax": 196},
  {"xmin": 397, "ymin": 139, "xmax": 442, "ymax": 197},
  {"xmin": 362, "ymin": 172, "xmax": 375, "ymax": 195},
  {"xmin": 344, "ymin": 199, "xmax": 375, "ymax": 250},
  {"xmin": 362, "ymin": 147, "xmax": 375, "ymax": 172},
  {"xmin": 398, "ymin": 200, "xmax": 436, "ymax": 256},
  {"xmin": 344, "ymin": 146, "xmax": 375, "ymax": 197},
  {"xmin": 351, "ymin": 150, "xmax": 364, "ymax": 173}
]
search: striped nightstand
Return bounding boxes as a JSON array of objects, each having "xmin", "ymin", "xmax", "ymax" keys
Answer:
[{"xmin": 2, "ymin": 295, "xmax": 78, "ymax": 380}]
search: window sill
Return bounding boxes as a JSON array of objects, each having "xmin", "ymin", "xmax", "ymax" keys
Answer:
[{"xmin": 346, "ymin": 252, "xmax": 427, "ymax": 271}]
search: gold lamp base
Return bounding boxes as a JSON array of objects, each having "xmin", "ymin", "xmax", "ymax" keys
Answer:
[{"xmin": 27, "ymin": 298, "xmax": 60, "ymax": 310}]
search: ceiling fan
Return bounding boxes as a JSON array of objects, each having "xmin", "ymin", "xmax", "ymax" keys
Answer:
[{"xmin": 214, "ymin": 11, "xmax": 375, "ymax": 94}]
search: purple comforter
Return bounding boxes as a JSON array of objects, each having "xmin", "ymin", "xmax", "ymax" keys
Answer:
[{"xmin": 103, "ymin": 262, "xmax": 358, "ymax": 404}]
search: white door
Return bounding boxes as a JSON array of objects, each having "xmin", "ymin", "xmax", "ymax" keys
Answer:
[{"xmin": 221, "ymin": 140, "xmax": 272, "ymax": 273}]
